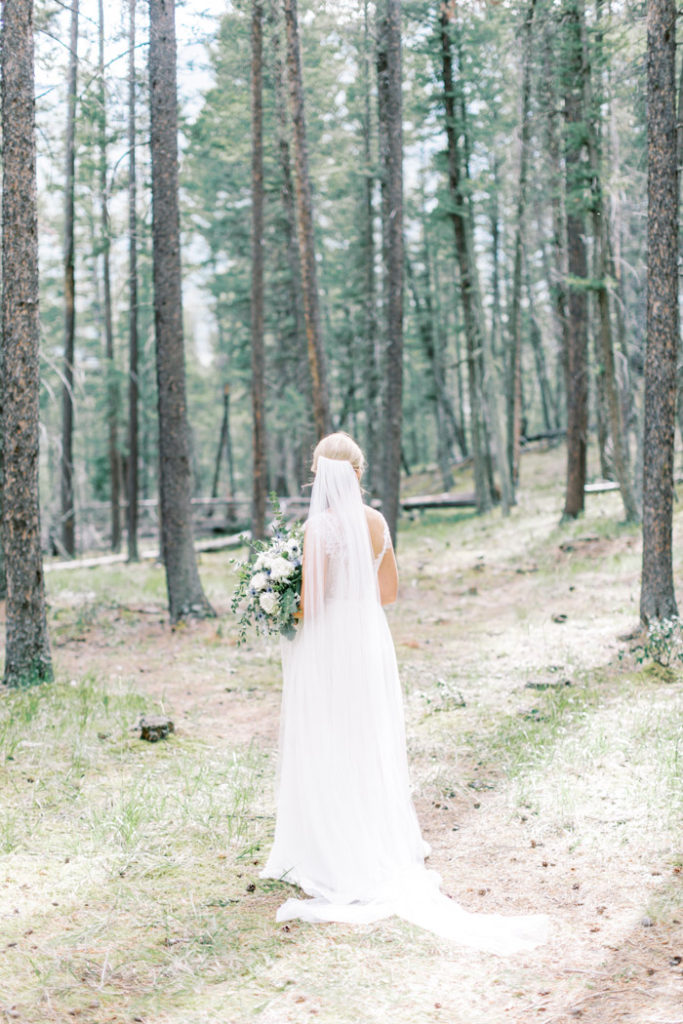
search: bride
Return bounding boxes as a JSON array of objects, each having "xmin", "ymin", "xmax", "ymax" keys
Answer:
[{"xmin": 261, "ymin": 432, "xmax": 548, "ymax": 954}]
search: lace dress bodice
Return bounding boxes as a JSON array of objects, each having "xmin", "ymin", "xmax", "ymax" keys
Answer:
[{"xmin": 310, "ymin": 510, "xmax": 391, "ymax": 601}]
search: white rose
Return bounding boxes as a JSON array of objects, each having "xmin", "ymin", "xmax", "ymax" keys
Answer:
[
  {"xmin": 259, "ymin": 591, "xmax": 279, "ymax": 615},
  {"xmin": 250, "ymin": 571, "xmax": 268, "ymax": 592},
  {"xmin": 254, "ymin": 553, "xmax": 266, "ymax": 571},
  {"xmin": 269, "ymin": 556, "xmax": 294, "ymax": 581}
]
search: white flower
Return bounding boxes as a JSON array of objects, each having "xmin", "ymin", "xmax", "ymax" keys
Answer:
[
  {"xmin": 254, "ymin": 553, "xmax": 267, "ymax": 571},
  {"xmin": 259, "ymin": 591, "xmax": 279, "ymax": 615},
  {"xmin": 250, "ymin": 571, "xmax": 268, "ymax": 592},
  {"xmin": 285, "ymin": 537, "xmax": 302, "ymax": 558},
  {"xmin": 268, "ymin": 556, "xmax": 294, "ymax": 581}
]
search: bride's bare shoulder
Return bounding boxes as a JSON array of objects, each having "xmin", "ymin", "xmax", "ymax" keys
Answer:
[{"xmin": 363, "ymin": 504, "xmax": 383, "ymax": 525}]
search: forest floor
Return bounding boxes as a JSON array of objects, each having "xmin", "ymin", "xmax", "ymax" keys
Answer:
[{"xmin": 0, "ymin": 445, "xmax": 682, "ymax": 1024}]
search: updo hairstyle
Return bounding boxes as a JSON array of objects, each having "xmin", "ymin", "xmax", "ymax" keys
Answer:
[{"xmin": 311, "ymin": 432, "xmax": 366, "ymax": 478}]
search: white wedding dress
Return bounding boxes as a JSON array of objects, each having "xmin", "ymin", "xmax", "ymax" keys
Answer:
[{"xmin": 261, "ymin": 457, "xmax": 548, "ymax": 955}]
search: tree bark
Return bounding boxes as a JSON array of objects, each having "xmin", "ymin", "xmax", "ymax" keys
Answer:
[
  {"xmin": 376, "ymin": 0, "xmax": 404, "ymax": 543},
  {"xmin": 507, "ymin": 0, "xmax": 536, "ymax": 487},
  {"xmin": 98, "ymin": 0, "xmax": 121, "ymax": 552},
  {"xmin": 406, "ymin": 256, "xmax": 453, "ymax": 490},
  {"xmin": 526, "ymin": 273, "xmax": 555, "ymax": 431},
  {"xmin": 539, "ymin": 12, "xmax": 569, "ymax": 426},
  {"xmin": 251, "ymin": 0, "xmax": 267, "ymax": 541},
  {"xmin": 675, "ymin": 27, "xmax": 683, "ymax": 456},
  {"xmin": 561, "ymin": 0, "xmax": 589, "ymax": 519},
  {"xmin": 439, "ymin": 8, "xmax": 512, "ymax": 514},
  {"xmin": 127, "ymin": 0, "xmax": 139, "ymax": 562},
  {"xmin": 61, "ymin": 0, "xmax": 79, "ymax": 556},
  {"xmin": 432, "ymin": 253, "xmax": 468, "ymax": 457},
  {"xmin": 149, "ymin": 0, "xmax": 214, "ymax": 622},
  {"xmin": 361, "ymin": 0, "xmax": 381, "ymax": 495},
  {"xmin": 282, "ymin": 0, "xmax": 330, "ymax": 439},
  {"xmin": 211, "ymin": 384, "xmax": 230, "ymax": 499},
  {"xmin": 268, "ymin": 0, "xmax": 309, "ymax": 403},
  {"xmin": 583, "ymin": 2, "xmax": 639, "ymax": 521},
  {"xmin": 1, "ymin": 0, "xmax": 53, "ymax": 684},
  {"xmin": 640, "ymin": 0, "xmax": 678, "ymax": 622}
]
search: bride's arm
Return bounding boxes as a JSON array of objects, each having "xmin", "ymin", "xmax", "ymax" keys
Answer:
[{"xmin": 377, "ymin": 542, "xmax": 398, "ymax": 605}]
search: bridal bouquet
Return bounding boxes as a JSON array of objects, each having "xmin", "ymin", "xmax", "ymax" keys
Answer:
[{"xmin": 231, "ymin": 499, "xmax": 303, "ymax": 645}]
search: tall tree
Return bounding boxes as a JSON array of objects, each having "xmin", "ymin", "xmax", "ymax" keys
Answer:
[
  {"xmin": 507, "ymin": 0, "xmax": 536, "ymax": 487},
  {"xmin": 561, "ymin": 0, "xmax": 589, "ymax": 519},
  {"xmin": 251, "ymin": 0, "xmax": 267, "ymax": 540},
  {"xmin": 268, "ymin": 0, "xmax": 309, "ymax": 427},
  {"xmin": 439, "ymin": 7, "xmax": 513, "ymax": 515},
  {"xmin": 376, "ymin": 0, "xmax": 404, "ymax": 542},
  {"xmin": 539, "ymin": 8, "xmax": 569, "ymax": 424},
  {"xmin": 61, "ymin": 0, "xmax": 79, "ymax": 556},
  {"xmin": 283, "ymin": 0, "xmax": 330, "ymax": 439},
  {"xmin": 584, "ymin": 5, "xmax": 639, "ymax": 523},
  {"xmin": 127, "ymin": 0, "xmax": 139, "ymax": 561},
  {"xmin": 98, "ymin": 0, "xmax": 121, "ymax": 551},
  {"xmin": 640, "ymin": 0, "xmax": 678, "ymax": 622},
  {"xmin": 360, "ymin": 0, "xmax": 380, "ymax": 495},
  {"xmin": 1, "ymin": 0, "xmax": 53, "ymax": 685},
  {"xmin": 149, "ymin": 0, "xmax": 214, "ymax": 622}
]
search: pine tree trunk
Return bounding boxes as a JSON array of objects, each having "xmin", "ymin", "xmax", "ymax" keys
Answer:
[
  {"xmin": 216, "ymin": 320, "xmax": 236, "ymax": 499},
  {"xmin": 282, "ymin": 0, "xmax": 330, "ymax": 439},
  {"xmin": 406, "ymin": 257, "xmax": 453, "ymax": 490},
  {"xmin": 211, "ymin": 385, "xmax": 230, "ymax": 499},
  {"xmin": 440, "ymin": 11, "xmax": 489, "ymax": 511},
  {"xmin": 98, "ymin": 0, "xmax": 121, "ymax": 552},
  {"xmin": 561, "ymin": 0, "xmax": 589, "ymax": 519},
  {"xmin": 0, "ymin": 487, "xmax": 5, "ymax": 599},
  {"xmin": 439, "ymin": 9, "xmax": 511, "ymax": 514},
  {"xmin": 447, "ymin": 263, "xmax": 469, "ymax": 457},
  {"xmin": 526, "ymin": 273, "xmax": 555, "ymax": 431},
  {"xmin": 251, "ymin": 0, "xmax": 267, "ymax": 541},
  {"xmin": 268, "ymin": 0, "xmax": 309, "ymax": 405},
  {"xmin": 675, "ymin": 34, "xmax": 683, "ymax": 456},
  {"xmin": 376, "ymin": 0, "xmax": 404, "ymax": 544},
  {"xmin": 61, "ymin": 0, "xmax": 79, "ymax": 556},
  {"xmin": 127, "ymin": 0, "xmax": 139, "ymax": 562},
  {"xmin": 149, "ymin": 0, "xmax": 213, "ymax": 622},
  {"xmin": 640, "ymin": 0, "xmax": 679, "ymax": 622},
  {"xmin": 592, "ymin": 307, "xmax": 611, "ymax": 479},
  {"xmin": 1, "ymin": 0, "xmax": 53, "ymax": 685},
  {"xmin": 586, "ymin": 66, "xmax": 640, "ymax": 523},
  {"xmin": 361, "ymin": 0, "xmax": 381, "ymax": 494},
  {"xmin": 489, "ymin": 157, "xmax": 503, "ymax": 362},
  {"xmin": 507, "ymin": 0, "xmax": 536, "ymax": 487},
  {"xmin": 432, "ymin": 254, "xmax": 468, "ymax": 457},
  {"xmin": 540, "ymin": 14, "xmax": 570, "ymax": 425}
]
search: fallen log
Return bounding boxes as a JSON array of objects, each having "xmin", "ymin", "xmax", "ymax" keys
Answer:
[
  {"xmin": 401, "ymin": 491, "xmax": 477, "ymax": 510},
  {"xmin": 44, "ymin": 531, "xmax": 248, "ymax": 572},
  {"xmin": 584, "ymin": 481, "xmax": 620, "ymax": 494}
]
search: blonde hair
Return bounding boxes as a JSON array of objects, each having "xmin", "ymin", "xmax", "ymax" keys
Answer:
[{"xmin": 311, "ymin": 432, "xmax": 366, "ymax": 477}]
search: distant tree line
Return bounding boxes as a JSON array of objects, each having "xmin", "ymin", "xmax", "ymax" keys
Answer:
[{"xmin": 0, "ymin": 0, "xmax": 679, "ymax": 684}]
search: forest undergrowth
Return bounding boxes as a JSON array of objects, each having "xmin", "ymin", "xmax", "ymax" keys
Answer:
[{"xmin": 0, "ymin": 448, "xmax": 681, "ymax": 1024}]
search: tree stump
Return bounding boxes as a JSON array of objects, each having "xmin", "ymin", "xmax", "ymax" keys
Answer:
[{"xmin": 139, "ymin": 715, "xmax": 174, "ymax": 742}]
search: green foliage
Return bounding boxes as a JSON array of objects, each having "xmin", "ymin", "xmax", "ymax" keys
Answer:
[{"xmin": 633, "ymin": 618, "xmax": 683, "ymax": 669}]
